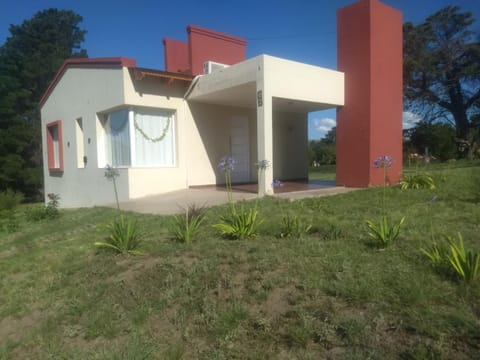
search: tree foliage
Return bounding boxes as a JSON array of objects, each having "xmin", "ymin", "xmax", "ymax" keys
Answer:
[
  {"xmin": 0, "ymin": 9, "xmax": 87, "ymax": 199},
  {"xmin": 404, "ymin": 122, "xmax": 457, "ymax": 161},
  {"xmin": 308, "ymin": 127, "xmax": 336, "ymax": 166},
  {"xmin": 403, "ymin": 6, "xmax": 480, "ymax": 143}
]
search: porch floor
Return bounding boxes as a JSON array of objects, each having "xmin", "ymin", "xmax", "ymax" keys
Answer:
[
  {"xmin": 191, "ymin": 179, "xmax": 337, "ymax": 194},
  {"xmin": 116, "ymin": 180, "xmax": 356, "ymax": 215}
]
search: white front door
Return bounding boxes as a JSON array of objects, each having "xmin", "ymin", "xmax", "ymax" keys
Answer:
[{"xmin": 229, "ymin": 116, "xmax": 250, "ymax": 183}]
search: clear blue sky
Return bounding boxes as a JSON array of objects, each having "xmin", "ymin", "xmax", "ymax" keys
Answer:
[{"xmin": 1, "ymin": 0, "xmax": 479, "ymax": 139}]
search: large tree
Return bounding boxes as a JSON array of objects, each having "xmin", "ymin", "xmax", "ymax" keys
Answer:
[
  {"xmin": 0, "ymin": 9, "xmax": 87, "ymax": 199},
  {"xmin": 403, "ymin": 6, "xmax": 480, "ymax": 149}
]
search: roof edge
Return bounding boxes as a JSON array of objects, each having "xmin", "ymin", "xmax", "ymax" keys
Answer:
[
  {"xmin": 39, "ymin": 57, "xmax": 137, "ymax": 108},
  {"xmin": 187, "ymin": 25, "xmax": 247, "ymax": 46}
]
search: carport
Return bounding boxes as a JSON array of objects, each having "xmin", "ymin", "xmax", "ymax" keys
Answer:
[{"xmin": 186, "ymin": 54, "xmax": 344, "ymax": 196}]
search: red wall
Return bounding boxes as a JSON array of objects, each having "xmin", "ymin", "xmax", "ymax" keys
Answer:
[
  {"xmin": 163, "ymin": 39, "xmax": 190, "ymax": 74},
  {"xmin": 163, "ymin": 25, "xmax": 247, "ymax": 76},
  {"xmin": 336, "ymin": 0, "xmax": 403, "ymax": 187},
  {"xmin": 188, "ymin": 25, "xmax": 247, "ymax": 75}
]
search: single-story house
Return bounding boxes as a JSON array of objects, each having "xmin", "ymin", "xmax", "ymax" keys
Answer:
[{"xmin": 40, "ymin": 0, "xmax": 403, "ymax": 208}]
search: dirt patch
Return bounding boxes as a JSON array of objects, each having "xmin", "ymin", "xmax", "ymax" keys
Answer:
[
  {"xmin": 171, "ymin": 253, "xmax": 200, "ymax": 268},
  {"xmin": 0, "ymin": 247, "xmax": 16, "ymax": 259},
  {"xmin": 108, "ymin": 256, "xmax": 163, "ymax": 283},
  {"xmin": 262, "ymin": 286, "xmax": 296, "ymax": 319},
  {"xmin": 0, "ymin": 309, "xmax": 42, "ymax": 342},
  {"xmin": 6, "ymin": 271, "xmax": 28, "ymax": 283}
]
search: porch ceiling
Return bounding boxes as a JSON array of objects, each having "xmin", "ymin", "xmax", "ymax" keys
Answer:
[
  {"xmin": 186, "ymin": 55, "xmax": 344, "ymax": 113},
  {"xmin": 188, "ymin": 82, "xmax": 257, "ymax": 109}
]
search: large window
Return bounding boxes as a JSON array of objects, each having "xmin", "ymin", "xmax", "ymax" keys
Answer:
[{"xmin": 102, "ymin": 108, "xmax": 175, "ymax": 167}]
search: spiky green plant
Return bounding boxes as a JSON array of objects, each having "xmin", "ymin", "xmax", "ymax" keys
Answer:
[
  {"xmin": 401, "ymin": 172, "xmax": 436, "ymax": 190},
  {"xmin": 170, "ymin": 204, "xmax": 206, "ymax": 243},
  {"xmin": 213, "ymin": 205, "xmax": 262, "ymax": 240},
  {"xmin": 95, "ymin": 215, "xmax": 143, "ymax": 255},
  {"xmin": 280, "ymin": 214, "xmax": 312, "ymax": 238},
  {"xmin": 445, "ymin": 233, "xmax": 479, "ymax": 283},
  {"xmin": 366, "ymin": 215, "xmax": 405, "ymax": 248}
]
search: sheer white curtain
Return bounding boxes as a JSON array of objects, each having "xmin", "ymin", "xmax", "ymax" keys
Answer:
[
  {"xmin": 134, "ymin": 110, "xmax": 174, "ymax": 166},
  {"xmin": 107, "ymin": 109, "xmax": 130, "ymax": 166}
]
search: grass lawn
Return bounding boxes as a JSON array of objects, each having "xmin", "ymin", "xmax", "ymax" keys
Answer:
[{"xmin": 1, "ymin": 161, "xmax": 480, "ymax": 359}]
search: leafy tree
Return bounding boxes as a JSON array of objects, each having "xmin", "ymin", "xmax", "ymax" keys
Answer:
[
  {"xmin": 0, "ymin": 9, "xmax": 87, "ymax": 199},
  {"xmin": 407, "ymin": 122, "xmax": 457, "ymax": 161},
  {"xmin": 403, "ymin": 6, "xmax": 480, "ymax": 155},
  {"xmin": 308, "ymin": 127, "xmax": 337, "ymax": 166}
]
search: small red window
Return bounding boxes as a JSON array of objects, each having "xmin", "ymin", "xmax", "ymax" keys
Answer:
[{"xmin": 46, "ymin": 120, "xmax": 64, "ymax": 172}]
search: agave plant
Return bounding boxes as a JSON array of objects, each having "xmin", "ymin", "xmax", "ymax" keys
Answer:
[
  {"xmin": 400, "ymin": 172, "xmax": 436, "ymax": 190},
  {"xmin": 95, "ymin": 215, "xmax": 143, "ymax": 255},
  {"xmin": 366, "ymin": 215, "xmax": 405, "ymax": 247},
  {"xmin": 213, "ymin": 205, "xmax": 262, "ymax": 240},
  {"xmin": 445, "ymin": 233, "xmax": 479, "ymax": 283},
  {"xmin": 170, "ymin": 204, "xmax": 207, "ymax": 243}
]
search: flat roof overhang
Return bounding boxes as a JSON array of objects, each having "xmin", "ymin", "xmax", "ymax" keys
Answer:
[{"xmin": 186, "ymin": 55, "xmax": 344, "ymax": 113}]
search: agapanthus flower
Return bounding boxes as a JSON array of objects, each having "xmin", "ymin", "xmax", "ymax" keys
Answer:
[
  {"xmin": 373, "ymin": 155, "xmax": 393, "ymax": 169},
  {"xmin": 272, "ymin": 179, "xmax": 284, "ymax": 187},
  {"xmin": 255, "ymin": 159, "xmax": 271, "ymax": 170},
  {"xmin": 104, "ymin": 164, "xmax": 120, "ymax": 180},
  {"xmin": 218, "ymin": 156, "xmax": 235, "ymax": 172}
]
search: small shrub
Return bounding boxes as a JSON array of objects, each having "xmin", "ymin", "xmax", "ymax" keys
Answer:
[
  {"xmin": 445, "ymin": 233, "xmax": 479, "ymax": 283},
  {"xmin": 170, "ymin": 204, "xmax": 206, "ymax": 243},
  {"xmin": 420, "ymin": 233, "xmax": 479, "ymax": 283},
  {"xmin": 45, "ymin": 193, "xmax": 60, "ymax": 219},
  {"xmin": 213, "ymin": 205, "xmax": 262, "ymax": 240},
  {"xmin": 95, "ymin": 215, "xmax": 144, "ymax": 255},
  {"xmin": 366, "ymin": 215, "xmax": 405, "ymax": 248},
  {"xmin": 0, "ymin": 209, "xmax": 19, "ymax": 233},
  {"xmin": 420, "ymin": 242, "xmax": 448, "ymax": 269},
  {"xmin": 25, "ymin": 205, "xmax": 49, "ymax": 221},
  {"xmin": 0, "ymin": 189, "xmax": 24, "ymax": 211},
  {"xmin": 401, "ymin": 172, "xmax": 436, "ymax": 190},
  {"xmin": 279, "ymin": 214, "xmax": 312, "ymax": 238},
  {"xmin": 24, "ymin": 193, "xmax": 60, "ymax": 221}
]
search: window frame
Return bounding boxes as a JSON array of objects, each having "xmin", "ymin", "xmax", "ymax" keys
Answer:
[
  {"xmin": 99, "ymin": 107, "xmax": 177, "ymax": 169},
  {"xmin": 46, "ymin": 120, "xmax": 64, "ymax": 172}
]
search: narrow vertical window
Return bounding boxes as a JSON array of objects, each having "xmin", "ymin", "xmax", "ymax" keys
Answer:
[
  {"xmin": 46, "ymin": 121, "xmax": 64, "ymax": 172},
  {"xmin": 76, "ymin": 117, "xmax": 85, "ymax": 168}
]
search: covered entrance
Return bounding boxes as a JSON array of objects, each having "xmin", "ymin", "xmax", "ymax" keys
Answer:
[{"xmin": 186, "ymin": 54, "xmax": 344, "ymax": 196}]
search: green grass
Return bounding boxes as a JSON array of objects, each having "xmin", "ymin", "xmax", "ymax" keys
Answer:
[
  {"xmin": 309, "ymin": 164, "xmax": 336, "ymax": 181},
  {"xmin": 1, "ymin": 161, "xmax": 479, "ymax": 359}
]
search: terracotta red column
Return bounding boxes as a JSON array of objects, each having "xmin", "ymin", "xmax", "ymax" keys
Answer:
[{"xmin": 336, "ymin": 0, "xmax": 403, "ymax": 187}]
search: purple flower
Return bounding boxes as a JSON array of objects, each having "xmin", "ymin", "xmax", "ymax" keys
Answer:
[
  {"xmin": 272, "ymin": 179, "xmax": 284, "ymax": 188},
  {"xmin": 373, "ymin": 155, "xmax": 393, "ymax": 169},
  {"xmin": 218, "ymin": 156, "xmax": 235, "ymax": 172}
]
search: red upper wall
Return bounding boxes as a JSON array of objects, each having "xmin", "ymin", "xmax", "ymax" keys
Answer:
[
  {"xmin": 163, "ymin": 38, "xmax": 190, "ymax": 74},
  {"xmin": 336, "ymin": 0, "xmax": 403, "ymax": 187},
  {"xmin": 188, "ymin": 25, "xmax": 247, "ymax": 75},
  {"xmin": 163, "ymin": 25, "xmax": 247, "ymax": 76}
]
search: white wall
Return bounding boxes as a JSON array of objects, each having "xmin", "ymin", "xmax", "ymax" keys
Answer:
[
  {"xmin": 273, "ymin": 111, "xmax": 308, "ymax": 180},
  {"xmin": 41, "ymin": 67, "xmax": 129, "ymax": 207}
]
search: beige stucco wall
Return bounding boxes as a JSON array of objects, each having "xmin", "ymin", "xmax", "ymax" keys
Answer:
[
  {"xmin": 122, "ymin": 72, "xmax": 190, "ymax": 198},
  {"xmin": 186, "ymin": 102, "xmax": 257, "ymax": 185},
  {"xmin": 41, "ymin": 67, "xmax": 193, "ymax": 207}
]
